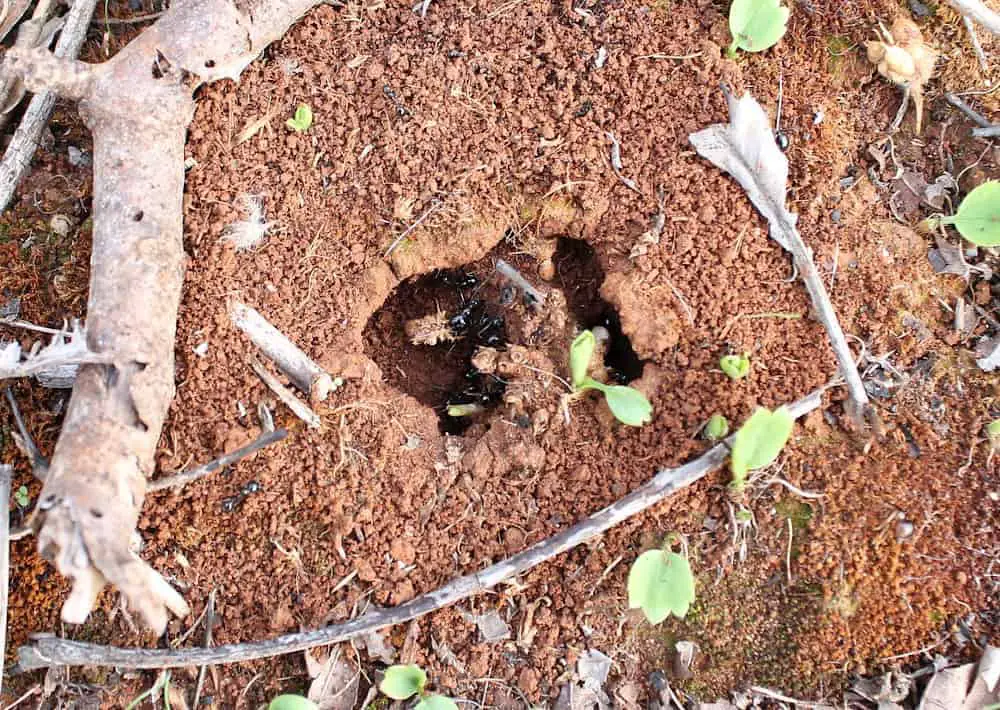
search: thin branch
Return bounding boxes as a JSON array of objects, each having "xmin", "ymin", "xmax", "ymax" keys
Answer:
[
  {"xmin": 148, "ymin": 429, "xmax": 287, "ymax": 493},
  {"xmin": 230, "ymin": 301, "xmax": 336, "ymax": 402},
  {"xmin": 945, "ymin": 93, "xmax": 992, "ymax": 128},
  {"xmin": 972, "ymin": 125, "xmax": 1000, "ymax": 138},
  {"xmin": 945, "ymin": 0, "xmax": 1000, "ymax": 35},
  {"xmin": 749, "ymin": 686, "xmax": 834, "ymax": 709},
  {"xmin": 16, "ymin": 387, "xmax": 824, "ymax": 669},
  {"xmin": 963, "ymin": 15, "xmax": 990, "ymax": 73},
  {"xmin": 0, "ymin": 0, "xmax": 100, "ymax": 212},
  {"xmin": 192, "ymin": 590, "xmax": 216, "ymax": 708},
  {"xmin": 92, "ymin": 10, "xmax": 163, "ymax": 24},
  {"xmin": 3, "ymin": 386, "xmax": 48, "ymax": 479},
  {"xmin": 250, "ymin": 358, "xmax": 321, "ymax": 429},
  {"xmin": 0, "ymin": 464, "xmax": 10, "ymax": 697}
]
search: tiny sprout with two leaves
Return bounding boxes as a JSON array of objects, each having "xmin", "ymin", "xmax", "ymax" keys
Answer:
[
  {"xmin": 729, "ymin": 406, "xmax": 794, "ymax": 495},
  {"xmin": 286, "ymin": 104, "xmax": 313, "ymax": 132},
  {"xmin": 720, "ymin": 353, "xmax": 750, "ymax": 380},
  {"xmin": 930, "ymin": 181, "xmax": 1000, "ymax": 247},
  {"xmin": 570, "ymin": 330, "xmax": 652, "ymax": 427},
  {"xmin": 727, "ymin": 0, "xmax": 790, "ymax": 57},
  {"xmin": 627, "ymin": 534, "xmax": 696, "ymax": 624},
  {"xmin": 380, "ymin": 664, "xmax": 459, "ymax": 710},
  {"xmin": 14, "ymin": 485, "xmax": 29, "ymax": 508},
  {"xmin": 704, "ymin": 413, "xmax": 730, "ymax": 441}
]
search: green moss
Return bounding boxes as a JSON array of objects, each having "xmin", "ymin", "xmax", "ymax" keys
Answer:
[{"xmin": 826, "ymin": 35, "xmax": 853, "ymax": 75}]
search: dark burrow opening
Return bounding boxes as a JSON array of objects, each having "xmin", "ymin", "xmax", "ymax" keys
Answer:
[{"xmin": 362, "ymin": 237, "xmax": 644, "ymax": 434}]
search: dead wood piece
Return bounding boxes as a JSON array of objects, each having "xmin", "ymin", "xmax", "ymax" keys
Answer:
[
  {"xmin": 16, "ymin": 387, "xmax": 824, "ymax": 669},
  {"xmin": 148, "ymin": 428, "xmax": 287, "ymax": 492},
  {"xmin": 3, "ymin": 385, "xmax": 48, "ymax": 479},
  {"xmin": 496, "ymin": 258, "xmax": 545, "ymax": 307},
  {"xmin": 0, "ymin": 464, "xmax": 11, "ymax": 696},
  {"xmin": 946, "ymin": 0, "xmax": 1000, "ymax": 35},
  {"xmin": 0, "ymin": 0, "xmax": 99, "ymax": 212},
  {"xmin": 0, "ymin": 0, "xmax": 327, "ymax": 634},
  {"xmin": 250, "ymin": 358, "xmax": 321, "ymax": 429},
  {"xmin": 230, "ymin": 301, "xmax": 336, "ymax": 402}
]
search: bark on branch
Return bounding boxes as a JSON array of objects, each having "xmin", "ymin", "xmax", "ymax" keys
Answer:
[
  {"xmin": 946, "ymin": 0, "xmax": 1000, "ymax": 35},
  {"xmin": 1, "ymin": 0, "xmax": 325, "ymax": 634},
  {"xmin": 16, "ymin": 388, "xmax": 825, "ymax": 669}
]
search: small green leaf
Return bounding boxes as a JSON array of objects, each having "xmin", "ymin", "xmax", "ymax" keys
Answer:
[
  {"xmin": 570, "ymin": 330, "xmax": 596, "ymax": 389},
  {"xmin": 720, "ymin": 353, "xmax": 750, "ymax": 380},
  {"xmin": 704, "ymin": 414, "xmax": 730, "ymax": 441},
  {"xmin": 268, "ymin": 696, "xmax": 318, "ymax": 710},
  {"xmin": 603, "ymin": 385, "xmax": 653, "ymax": 427},
  {"xmin": 627, "ymin": 549, "xmax": 696, "ymax": 624},
  {"xmin": 416, "ymin": 696, "xmax": 460, "ymax": 710},
  {"xmin": 942, "ymin": 181, "xmax": 1000, "ymax": 246},
  {"xmin": 380, "ymin": 665, "xmax": 427, "ymax": 700},
  {"xmin": 988, "ymin": 419, "xmax": 1000, "ymax": 449},
  {"xmin": 14, "ymin": 485, "xmax": 29, "ymax": 508},
  {"xmin": 729, "ymin": 0, "xmax": 790, "ymax": 54},
  {"xmin": 730, "ymin": 406, "xmax": 795, "ymax": 478},
  {"xmin": 285, "ymin": 104, "xmax": 313, "ymax": 132}
]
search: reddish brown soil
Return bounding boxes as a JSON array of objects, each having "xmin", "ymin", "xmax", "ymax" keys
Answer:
[{"xmin": 1, "ymin": 0, "xmax": 999, "ymax": 706}]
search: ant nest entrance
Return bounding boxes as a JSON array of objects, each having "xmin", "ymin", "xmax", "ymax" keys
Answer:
[{"xmin": 363, "ymin": 238, "xmax": 644, "ymax": 435}]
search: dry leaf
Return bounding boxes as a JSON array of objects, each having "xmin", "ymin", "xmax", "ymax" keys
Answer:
[{"xmin": 305, "ymin": 647, "xmax": 359, "ymax": 710}]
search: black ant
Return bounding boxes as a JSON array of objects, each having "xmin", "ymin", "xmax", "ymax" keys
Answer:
[{"xmin": 221, "ymin": 480, "xmax": 262, "ymax": 512}]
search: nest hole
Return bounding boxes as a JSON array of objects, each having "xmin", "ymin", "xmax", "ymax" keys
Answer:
[{"xmin": 362, "ymin": 237, "xmax": 643, "ymax": 434}]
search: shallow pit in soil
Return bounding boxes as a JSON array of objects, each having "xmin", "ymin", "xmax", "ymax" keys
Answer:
[{"xmin": 363, "ymin": 237, "xmax": 643, "ymax": 433}]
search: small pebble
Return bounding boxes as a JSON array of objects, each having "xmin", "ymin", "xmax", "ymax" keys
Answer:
[
  {"xmin": 895, "ymin": 520, "xmax": 914, "ymax": 540},
  {"xmin": 831, "ymin": 209, "xmax": 842, "ymax": 224}
]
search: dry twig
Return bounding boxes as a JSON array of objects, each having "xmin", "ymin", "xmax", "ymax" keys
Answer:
[
  {"xmin": 148, "ymin": 429, "xmax": 287, "ymax": 492},
  {"xmin": 0, "ymin": 464, "xmax": 11, "ymax": 696},
  {"xmin": 16, "ymin": 388, "xmax": 823, "ymax": 669},
  {"xmin": 250, "ymin": 358, "xmax": 321, "ymax": 428},
  {"xmin": 946, "ymin": 0, "xmax": 1000, "ymax": 35}
]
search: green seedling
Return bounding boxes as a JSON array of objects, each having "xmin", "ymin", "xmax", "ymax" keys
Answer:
[
  {"xmin": 989, "ymin": 419, "xmax": 1000, "ymax": 449},
  {"xmin": 627, "ymin": 534, "xmax": 696, "ymax": 624},
  {"xmin": 380, "ymin": 665, "xmax": 458, "ymax": 710},
  {"xmin": 269, "ymin": 696, "xmax": 318, "ymax": 710},
  {"xmin": 569, "ymin": 330, "xmax": 652, "ymax": 426},
  {"xmin": 720, "ymin": 353, "xmax": 750, "ymax": 380},
  {"xmin": 931, "ymin": 181, "xmax": 1000, "ymax": 247},
  {"xmin": 729, "ymin": 406, "xmax": 794, "ymax": 496},
  {"xmin": 447, "ymin": 403, "xmax": 484, "ymax": 418},
  {"xmin": 727, "ymin": 0, "xmax": 790, "ymax": 57},
  {"xmin": 14, "ymin": 485, "xmax": 29, "ymax": 508},
  {"xmin": 704, "ymin": 413, "xmax": 730, "ymax": 441},
  {"xmin": 286, "ymin": 104, "xmax": 313, "ymax": 132}
]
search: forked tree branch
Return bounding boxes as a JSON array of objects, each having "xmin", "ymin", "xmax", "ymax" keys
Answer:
[{"xmin": 17, "ymin": 388, "xmax": 824, "ymax": 669}]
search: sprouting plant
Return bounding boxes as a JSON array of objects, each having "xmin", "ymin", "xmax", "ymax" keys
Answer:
[
  {"xmin": 14, "ymin": 485, "xmax": 29, "ymax": 508},
  {"xmin": 380, "ymin": 665, "xmax": 459, "ymax": 710},
  {"xmin": 728, "ymin": 406, "xmax": 794, "ymax": 497},
  {"xmin": 727, "ymin": 0, "xmax": 790, "ymax": 57},
  {"xmin": 931, "ymin": 181, "xmax": 1000, "ymax": 247},
  {"xmin": 569, "ymin": 330, "xmax": 652, "ymax": 427},
  {"xmin": 719, "ymin": 353, "xmax": 750, "ymax": 380},
  {"xmin": 704, "ymin": 413, "xmax": 730, "ymax": 441},
  {"xmin": 269, "ymin": 695, "xmax": 318, "ymax": 710},
  {"xmin": 627, "ymin": 533, "xmax": 696, "ymax": 624},
  {"xmin": 286, "ymin": 103, "xmax": 313, "ymax": 132}
]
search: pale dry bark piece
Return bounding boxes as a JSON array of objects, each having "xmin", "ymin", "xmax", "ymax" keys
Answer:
[
  {"xmin": 230, "ymin": 300, "xmax": 336, "ymax": 402},
  {"xmin": 17, "ymin": 388, "xmax": 823, "ymax": 668},
  {"xmin": 0, "ymin": 0, "xmax": 325, "ymax": 634},
  {"xmin": 946, "ymin": 0, "xmax": 1000, "ymax": 35}
]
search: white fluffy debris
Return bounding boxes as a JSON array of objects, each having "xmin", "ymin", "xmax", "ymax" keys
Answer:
[
  {"xmin": 222, "ymin": 194, "xmax": 271, "ymax": 251},
  {"xmin": 0, "ymin": 321, "xmax": 111, "ymax": 382}
]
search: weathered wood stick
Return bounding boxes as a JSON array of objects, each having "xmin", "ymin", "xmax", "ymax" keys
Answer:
[
  {"xmin": 230, "ymin": 301, "xmax": 336, "ymax": 402},
  {"xmin": 946, "ymin": 0, "xmax": 1000, "ymax": 35},
  {"xmin": 16, "ymin": 387, "xmax": 824, "ymax": 669},
  {"xmin": 250, "ymin": 358, "xmax": 321, "ymax": 429},
  {"xmin": 148, "ymin": 429, "xmax": 287, "ymax": 492},
  {"xmin": 0, "ymin": 0, "xmax": 328, "ymax": 634},
  {"xmin": 0, "ymin": 0, "xmax": 99, "ymax": 212},
  {"xmin": 0, "ymin": 463, "xmax": 12, "ymax": 695}
]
